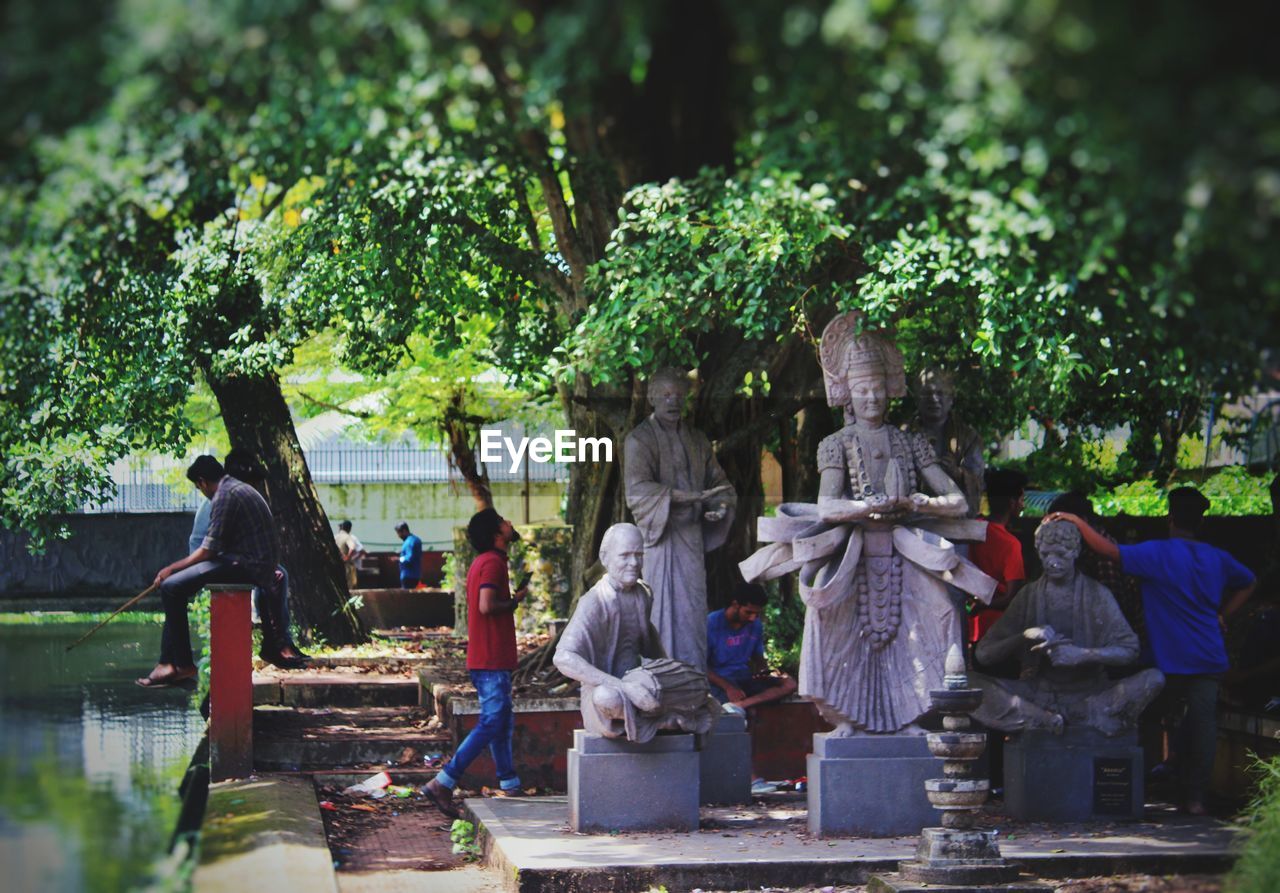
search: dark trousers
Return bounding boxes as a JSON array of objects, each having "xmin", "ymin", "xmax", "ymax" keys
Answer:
[
  {"xmin": 1164, "ymin": 673, "xmax": 1221, "ymax": 804},
  {"xmin": 158, "ymin": 559, "xmax": 276, "ymax": 667}
]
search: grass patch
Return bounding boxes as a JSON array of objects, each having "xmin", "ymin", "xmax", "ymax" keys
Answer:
[
  {"xmin": 0, "ymin": 611, "xmax": 164, "ymax": 625},
  {"xmin": 1228, "ymin": 753, "xmax": 1280, "ymax": 892}
]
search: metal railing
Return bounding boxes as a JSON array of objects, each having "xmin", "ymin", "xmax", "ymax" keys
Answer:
[{"xmin": 80, "ymin": 444, "xmax": 569, "ymax": 513}]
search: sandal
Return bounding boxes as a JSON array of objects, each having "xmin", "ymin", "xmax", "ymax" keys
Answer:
[
  {"xmin": 135, "ymin": 670, "xmax": 196, "ymax": 689},
  {"xmin": 423, "ymin": 783, "xmax": 461, "ymax": 819}
]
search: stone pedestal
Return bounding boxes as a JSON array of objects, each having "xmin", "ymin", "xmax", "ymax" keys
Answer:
[
  {"xmin": 699, "ymin": 712, "xmax": 752, "ymax": 805},
  {"xmin": 1004, "ymin": 728, "xmax": 1144, "ymax": 822},
  {"xmin": 807, "ymin": 733, "xmax": 942, "ymax": 836},
  {"xmin": 567, "ymin": 730, "xmax": 700, "ymax": 832}
]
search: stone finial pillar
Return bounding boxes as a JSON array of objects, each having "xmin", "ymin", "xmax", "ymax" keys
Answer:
[{"xmin": 876, "ymin": 644, "xmax": 1046, "ymax": 890}]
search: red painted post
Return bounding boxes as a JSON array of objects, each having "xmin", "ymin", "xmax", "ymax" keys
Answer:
[{"xmin": 208, "ymin": 584, "xmax": 254, "ymax": 781}]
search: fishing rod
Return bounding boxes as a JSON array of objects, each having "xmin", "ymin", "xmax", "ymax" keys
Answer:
[{"xmin": 65, "ymin": 583, "xmax": 159, "ymax": 652}]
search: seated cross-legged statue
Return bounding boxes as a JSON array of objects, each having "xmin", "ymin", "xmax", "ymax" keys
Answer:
[
  {"xmin": 971, "ymin": 519, "xmax": 1165, "ymax": 736},
  {"xmin": 554, "ymin": 523, "xmax": 717, "ymax": 743}
]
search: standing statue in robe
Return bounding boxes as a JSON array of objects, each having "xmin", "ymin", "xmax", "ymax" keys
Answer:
[
  {"xmin": 740, "ymin": 312, "xmax": 997, "ymax": 735},
  {"xmin": 624, "ymin": 369, "xmax": 737, "ymax": 671},
  {"xmin": 908, "ymin": 367, "xmax": 986, "ymax": 518}
]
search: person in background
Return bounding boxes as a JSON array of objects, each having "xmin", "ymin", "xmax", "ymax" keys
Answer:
[
  {"xmin": 334, "ymin": 520, "xmax": 367, "ymax": 590},
  {"xmin": 423, "ymin": 508, "xmax": 526, "ymax": 817},
  {"xmin": 395, "ymin": 521, "xmax": 423, "ymax": 589},
  {"xmin": 1050, "ymin": 486, "xmax": 1256, "ymax": 815},
  {"xmin": 223, "ymin": 448, "xmax": 308, "ymax": 668},
  {"xmin": 706, "ymin": 582, "xmax": 797, "ymax": 710},
  {"xmin": 968, "ymin": 468, "xmax": 1028, "ymax": 656}
]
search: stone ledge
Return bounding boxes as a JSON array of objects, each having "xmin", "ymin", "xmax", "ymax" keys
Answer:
[{"xmin": 194, "ymin": 776, "xmax": 337, "ymax": 893}]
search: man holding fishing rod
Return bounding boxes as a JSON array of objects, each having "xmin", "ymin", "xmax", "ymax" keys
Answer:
[{"xmin": 136, "ymin": 454, "xmax": 282, "ymax": 689}]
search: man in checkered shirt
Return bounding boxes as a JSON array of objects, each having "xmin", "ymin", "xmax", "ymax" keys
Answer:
[{"xmin": 137, "ymin": 454, "xmax": 281, "ymax": 689}]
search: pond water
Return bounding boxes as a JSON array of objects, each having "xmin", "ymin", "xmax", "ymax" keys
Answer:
[{"xmin": 0, "ymin": 618, "xmax": 205, "ymax": 893}]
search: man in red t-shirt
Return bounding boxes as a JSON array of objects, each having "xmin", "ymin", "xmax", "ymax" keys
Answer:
[
  {"xmin": 424, "ymin": 508, "xmax": 527, "ymax": 817},
  {"xmin": 968, "ymin": 468, "xmax": 1028, "ymax": 653}
]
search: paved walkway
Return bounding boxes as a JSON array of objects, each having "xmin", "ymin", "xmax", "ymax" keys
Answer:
[
  {"xmin": 471, "ymin": 795, "xmax": 1241, "ymax": 893},
  {"xmin": 337, "ymin": 866, "xmax": 505, "ymax": 893}
]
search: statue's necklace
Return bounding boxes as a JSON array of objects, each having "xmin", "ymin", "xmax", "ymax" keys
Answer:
[{"xmin": 856, "ymin": 424, "xmax": 890, "ymax": 460}]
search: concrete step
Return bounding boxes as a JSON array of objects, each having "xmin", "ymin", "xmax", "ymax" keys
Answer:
[
  {"xmin": 253, "ymin": 671, "xmax": 420, "ymax": 708},
  {"xmin": 254, "ymin": 706, "xmax": 452, "ymax": 771}
]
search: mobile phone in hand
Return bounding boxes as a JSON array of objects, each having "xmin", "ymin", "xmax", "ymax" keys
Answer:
[{"xmin": 515, "ymin": 571, "xmax": 533, "ymax": 591}]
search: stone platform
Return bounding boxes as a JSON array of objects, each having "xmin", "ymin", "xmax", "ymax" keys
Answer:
[
  {"xmin": 808, "ymin": 732, "xmax": 941, "ymax": 836},
  {"xmin": 1005, "ymin": 728, "xmax": 1145, "ymax": 822},
  {"xmin": 469, "ymin": 795, "xmax": 1239, "ymax": 893},
  {"xmin": 567, "ymin": 730, "xmax": 699, "ymax": 832}
]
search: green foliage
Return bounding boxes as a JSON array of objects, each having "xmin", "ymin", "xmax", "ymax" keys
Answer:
[
  {"xmin": 449, "ymin": 818, "xmax": 481, "ymax": 860},
  {"xmin": 1091, "ymin": 467, "xmax": 1273, "ymax": 517},
  {"xmin": 3, "ymin": 0, "xmax": 1277, "ymax": 542},
  {"xmin": 508, "ymin": 525, "xmax": 574, "ymax": 625},
  {"xmin": 569, "ymin": 168, "xmax": 852, "ymax": 380},
  {"xmin": 1228, "ymin": 753, "xmax": 1280, "ymax": 893},
  {"xmin": 764, "ymin": 583, "xmax": 806, "ymax": 677}
]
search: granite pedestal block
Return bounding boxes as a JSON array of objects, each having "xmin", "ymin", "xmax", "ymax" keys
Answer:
[
  {"xmin": 1004, "ymin": 728, "xmax": 1144, "ymax": 821},
  {"xmin": 807, "ymin": 733, "xmax": 942, "ymax": 837},
  {"xmin": 698, "ymin": 712, "xmax": 752, "ymax": 805},
  {"xmin": 567, "ymin": 729, "xmax": 700, "ymax": 832}
]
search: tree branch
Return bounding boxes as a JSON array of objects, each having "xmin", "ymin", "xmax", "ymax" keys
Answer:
[
  {"xmin": 475, "ymin": 37, "xmax": 589, "ymax": 306},
  {"xmin": 444, "ymin": 212, "xmax": 573, "ymax": 306},
  {"xmin": 292, "ymin": 389, "xmax": 375, "ymax": 418},
  {"xmin": 713, "ymin": 386, "xmax": 827, "ymax": 455}
]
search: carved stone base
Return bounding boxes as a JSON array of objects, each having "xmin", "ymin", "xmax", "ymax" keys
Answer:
[
  {"xmin": 698, "ymin": 712, "xmax": 752, "ymax": 805},
  {"xmin": 885, "ymin": 827, "xmax": 1025, "ymax": 887},
  {"xmin": 567, "ymin": 730, "xmax": 699, "ymax": 832},
  {"xmin": 1004, "ymin": 728, "xmax": 1144, "ymax": 822},
  {"xmin": 807, "ymin": 732, "xmax": 942, "ymax": 836}
]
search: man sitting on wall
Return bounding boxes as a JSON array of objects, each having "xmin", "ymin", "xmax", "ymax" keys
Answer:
[
  {"xmin": 139, "ymin": 455, "xmax": 280, "ymax": 689},
  {"xmin": 706, "ymin": 582, "xmax": 798, "ymax": 710}
]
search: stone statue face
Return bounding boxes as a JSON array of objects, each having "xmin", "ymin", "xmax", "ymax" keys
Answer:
[
  {"xmin": 648, "ymin": 378, "xmax": 689, "ymax": 426},
  {"xmin": 915, "ymin": 372, "xmax": 955, "ymax": 428},
  {"xmin": 602, "ymin": 527, "xmax": 644, "ymax": 589},
  {"xmin": 1038, "ymin": 534, "xmax": 1081, "ymax": 584},
  {"xmin": 847, "ymin": 372, "xmax": 888, "ymax": 425}
]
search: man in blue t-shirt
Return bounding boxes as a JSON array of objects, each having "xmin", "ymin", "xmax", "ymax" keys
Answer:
[
  {"xmin": 707, "ymin": 582, "xmax": 797, "ymax": 709},
  {"xmin": 395, "ymin": 521, "xmax": 423, "ymax": 589},
  {"xmin": 1051, "ymin": 486, "xmax": 1255, "ymax": 816}
]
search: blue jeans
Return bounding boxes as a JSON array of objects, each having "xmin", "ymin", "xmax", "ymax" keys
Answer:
[{"xmin": 437, "ymin": 669, "xmax": 520, "ymax": 792}]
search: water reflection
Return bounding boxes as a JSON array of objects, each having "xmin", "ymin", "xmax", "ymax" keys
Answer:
[{"xmin": 0, "ymin": 620, "xmax": 205, "ymax": 892}]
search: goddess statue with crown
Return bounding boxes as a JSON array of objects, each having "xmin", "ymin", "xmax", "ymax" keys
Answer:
[{"xmin": 739, "ymin": 311, "xmax": 997, "ymax": 735}]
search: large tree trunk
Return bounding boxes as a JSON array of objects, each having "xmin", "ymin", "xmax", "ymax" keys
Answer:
[
  {"xmin": 562, "ymin": 375, "xmax": 633, "ymax": 604},
  {"xmin": 206, "ymin": 370, "xmax": 367, "ymax": 645},
  {"xmin": 442, "ymin": 389, "xmax": 493, "ymax": 511}
]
